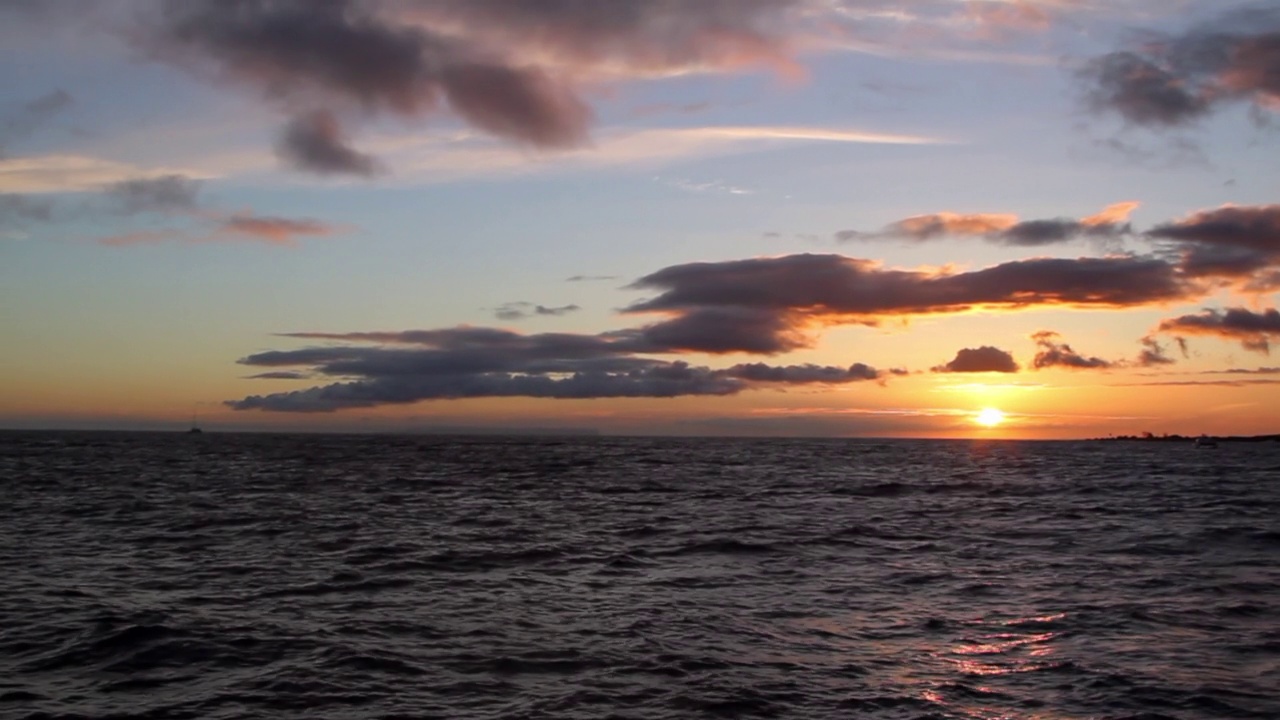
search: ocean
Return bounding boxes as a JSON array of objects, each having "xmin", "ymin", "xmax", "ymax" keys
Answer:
[{"xmin": 1, "ymin": 432, "xmax": 1277, "ymax": 719}]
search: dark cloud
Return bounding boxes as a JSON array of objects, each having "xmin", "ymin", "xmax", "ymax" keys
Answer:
[
  {"xmin": 245, "ymin": 371, "xmax": 311, "ymax": 380},
  {"xmin": 1158, "ymin": 307, "xmax": 1280, "ymax": 354},
  {"xmin": 103, "ymin": 174, "xmax": 201, "ymax": 214},
  {"xmin": 932, "ymin": 346, "xmax": 1019, "ymax": 373},
  {"xmin": 625, "ymin": 253, "xmax": 1195, "ymax": 322},
  {"xmin": 227, "ymin": 322, "xmax": 893, "ymax": 412},
  {"xmin": 494, "ymin": 302, "xmax": 581, "ymax": 321},
  {"xmin": 278, "ymin": 111, "xmax": 380, "ymax": 176},
  {"xmin": 230, "ymin": 363, "xmax": 742, "ymax": 412},
  {"xmin": 1136, "ymin": 335, "xmax": 1177, "ymax": 367},
  {"xmin": 1082, "ymin": 51, "xmax": 1212, "ymax": 127},
  {"xmin": 0, "ymin": 88, "xmax": 71, "ymax": 155},
  {"xmin": 1081, "ymin": 9, "xmax": 1280, "ymax": 127},
  {"xmin": 142, "ymin": 0, "xmax": 602, "ymax": 167},
  {"xmin": 1147, "ymin": 204, "xmax": 1280, "ymax": 279},
  {"xmin": 611, "ymin": 308, "xmax": 811, "ymax": 355},
  {"xmin": 998, "ymin": 218, "xmax": 1131, "ymax": 246},
  {"xmin": 436, "ymin": 62, "xmax": 590, "ymax": 148},
  {"xmin": 719, "ymin": 362, "xmax": 884, "ymax": 384},
  {"xmin": 139, "ymin": 0, "xmax": 814, "ymax": 174},
  {"xmin": 1030, "ymin": 331, "xmax": 1115, "ymax": 370}
]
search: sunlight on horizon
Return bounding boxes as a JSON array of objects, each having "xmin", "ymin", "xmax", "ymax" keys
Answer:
[{"xmin": 975, "ymin": 408, "xmax": 1007, "ymax": 428}]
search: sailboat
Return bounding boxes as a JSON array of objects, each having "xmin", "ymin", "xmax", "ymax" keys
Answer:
[{"xmin": 187, "ymin": 409, "xmax": 203, "ymax": 434}]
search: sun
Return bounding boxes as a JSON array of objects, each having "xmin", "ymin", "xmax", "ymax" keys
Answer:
[{"xmin": 975, "ymin": 407, "xmax": 1006, "ymax": 427}]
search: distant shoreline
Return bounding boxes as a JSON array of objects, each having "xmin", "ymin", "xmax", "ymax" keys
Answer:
[{"xmin": 1094, "ymin": 434, "xmax": 1280, "ymax": 443}]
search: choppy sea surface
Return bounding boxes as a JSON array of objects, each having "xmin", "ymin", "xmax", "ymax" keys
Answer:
[{"xmin": 1, "ymin": 432, "xmax": 1278, "ymax": 720}]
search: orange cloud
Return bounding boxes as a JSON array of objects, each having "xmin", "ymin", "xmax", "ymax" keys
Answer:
[
  {"xmin": 1083, "ymin": 201, "xmax": 1140, "ymax": 227},
  {"xmin": 216, "ymin": 214, "xmax": 338, "ymax": 246},
  {"xmin": 890, "ymin": 212, "xmax": 1020, "ymax": 239}
]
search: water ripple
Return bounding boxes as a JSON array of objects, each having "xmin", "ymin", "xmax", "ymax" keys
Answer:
[{"xmin": 1, "ymin": 432, "xmax": 1278, "ymax": 719}]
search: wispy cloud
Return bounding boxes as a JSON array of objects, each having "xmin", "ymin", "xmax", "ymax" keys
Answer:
[
  {"xmin": 493, "ymin": 302, "xmax": 582, "ymax": 321},
  {"xmin": 658, "ymin": 176, "xmax": 755, "ymax": 196},
  {"xmin": 100, "ymin": 212, "xmax": 343, "ymax": 248},
  {"xmin": 381, "ymin": 124, "xmax": 948, "ymax": 182},
  {"xmin": 0, "ymin": 155, "xmax": 210, "ymax": 194}
]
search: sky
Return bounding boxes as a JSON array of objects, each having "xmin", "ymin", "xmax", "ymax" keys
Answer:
[{"xmin": 1, "ymin": 0, "xmax": 1278, "ymax": 439}]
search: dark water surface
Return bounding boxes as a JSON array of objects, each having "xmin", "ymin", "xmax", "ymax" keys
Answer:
[{"xmin": 2, "ymin": 432, "xmax": 1278, "ymax": 719}]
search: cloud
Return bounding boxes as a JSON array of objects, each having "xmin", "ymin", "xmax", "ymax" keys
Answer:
[
  {"xmin": 619, "ymin": 252, "xmax": 1197, "ymax": 352},
  {"xmin": 1146, "ymin": 204, "xmax": 1280, "ymax": 279},
  {"xmin": 0, "ymin": 155, "xmax": 206, "ymax": 194},
  {"xmin": 1030, "ymin": 330, "xmax": 1116, "ymax": 370},
  {"xmin": 1136, "ymin": 335, "xmax": 1177, "ymax": 367},
  {"xmin": 719, "ymin": 361, "xmax": 887, "ymax": 384},
  {"xmin": 392, "ymin": 0, "xmax": 806, "ymax": 80},
  {"xmin": 609, "ymin": 307, "xmax": 812, "ymax": 355},
  {"xmin": 1201, "ymin": 366, "xmax": 1280, "ymax": 375},
  {"xmin": 0, "ymin": 89, "xmax": 71, "ymax": 156},
  {"xmin": 3, "ymin": 171, "xmax": 201, "ymax": 238},
  {"xmin": 1158, "ymin": 307, "xmax": 1280, "ymax": 354},
  {"xmin": 565, "ymin": 274, "xmax": 617, "ymax": 283},
  {"xmin": 880, "ymin": 212, "xmax": 1020, "ymax": 240},
  {"xmin": 661, "ymin": 176, "xmax": 755, "ymax": 195},
  {"xmin": 1081, "ymin": 8, "xmax": 1280, "ymax": 127},
  {"xmin": 1081, "ymin": 50, "xmax": 1212, "ymax": 127},
  {"xmin": 932, "ymin": 346, "xmax": 1019, "ymax": 373},
  {"xmin": 103, "ymin": 174, "xmax": 201, "ymax": 214},
  {"xmin": 0, "ymin": 164, "xmax": 335, "ymax": 248},
  {"xmin": 625, "ymin": 253, "xmax": 1196, "ymax": 324},
  {"xmin": 0, "ymin": 193, "xmax": 52, "ymax": 229},
  {"xmin": 98, "ymin": 211, "xmax": 340, "ymax": 247},
  {"xmin": 841, "ymin": 202, "xmax": 1139, "ymax": 246},
  {"xmin": 137, "ymin": 0, "xmax": 961, "ymax": 176},
  {"xmin": 494, "ymin": 302, "xmax": 582, "ymax": 321},
  {"xmin": 141, "ymin": 0, "xmax": 657, "ymax": 168},
  {"xmin": 383, "ymin": 123, "xmax": 944, "ymax": 183},
  {"xmin": 226, "ymin": 323, "xmax": 894, "ymax": 412},
  {"xmin": 214, "ymin": 213, "xmax": 340, "ymax": 245},
  {"xmin": 278, "ymin": 111, "xmax": 381, "ymax": 176},
  {"xmin": 244, "ymin": 371, "xmax": 311, "ymax": 380},
  {"xmin": 1084, "ymin": 201, "xmax": 1142, "ymax": 227},
  {"xmin": 1114, "ymin": 378, "xmax": 1280, "ymax": 388}
]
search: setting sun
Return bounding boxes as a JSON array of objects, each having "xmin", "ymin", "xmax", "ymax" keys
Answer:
[{"xmin": 975, "ymin": 408, "xmax": 1007, "ymax": 427}]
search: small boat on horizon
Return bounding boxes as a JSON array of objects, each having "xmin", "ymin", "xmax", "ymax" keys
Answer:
[{"xmin": 1194, "ymin": 435, "xmax": 1217, "ymax": 448}]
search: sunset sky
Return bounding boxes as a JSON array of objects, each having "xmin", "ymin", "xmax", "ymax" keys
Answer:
[{"xmin": 2, "ymin": 0, "xmax": 1278, "ymax": 438}]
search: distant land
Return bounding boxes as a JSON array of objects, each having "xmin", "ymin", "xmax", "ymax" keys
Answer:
[{"xmin": 1095, "ymin": 433, "xmax": 1280, "ymax": 443}]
